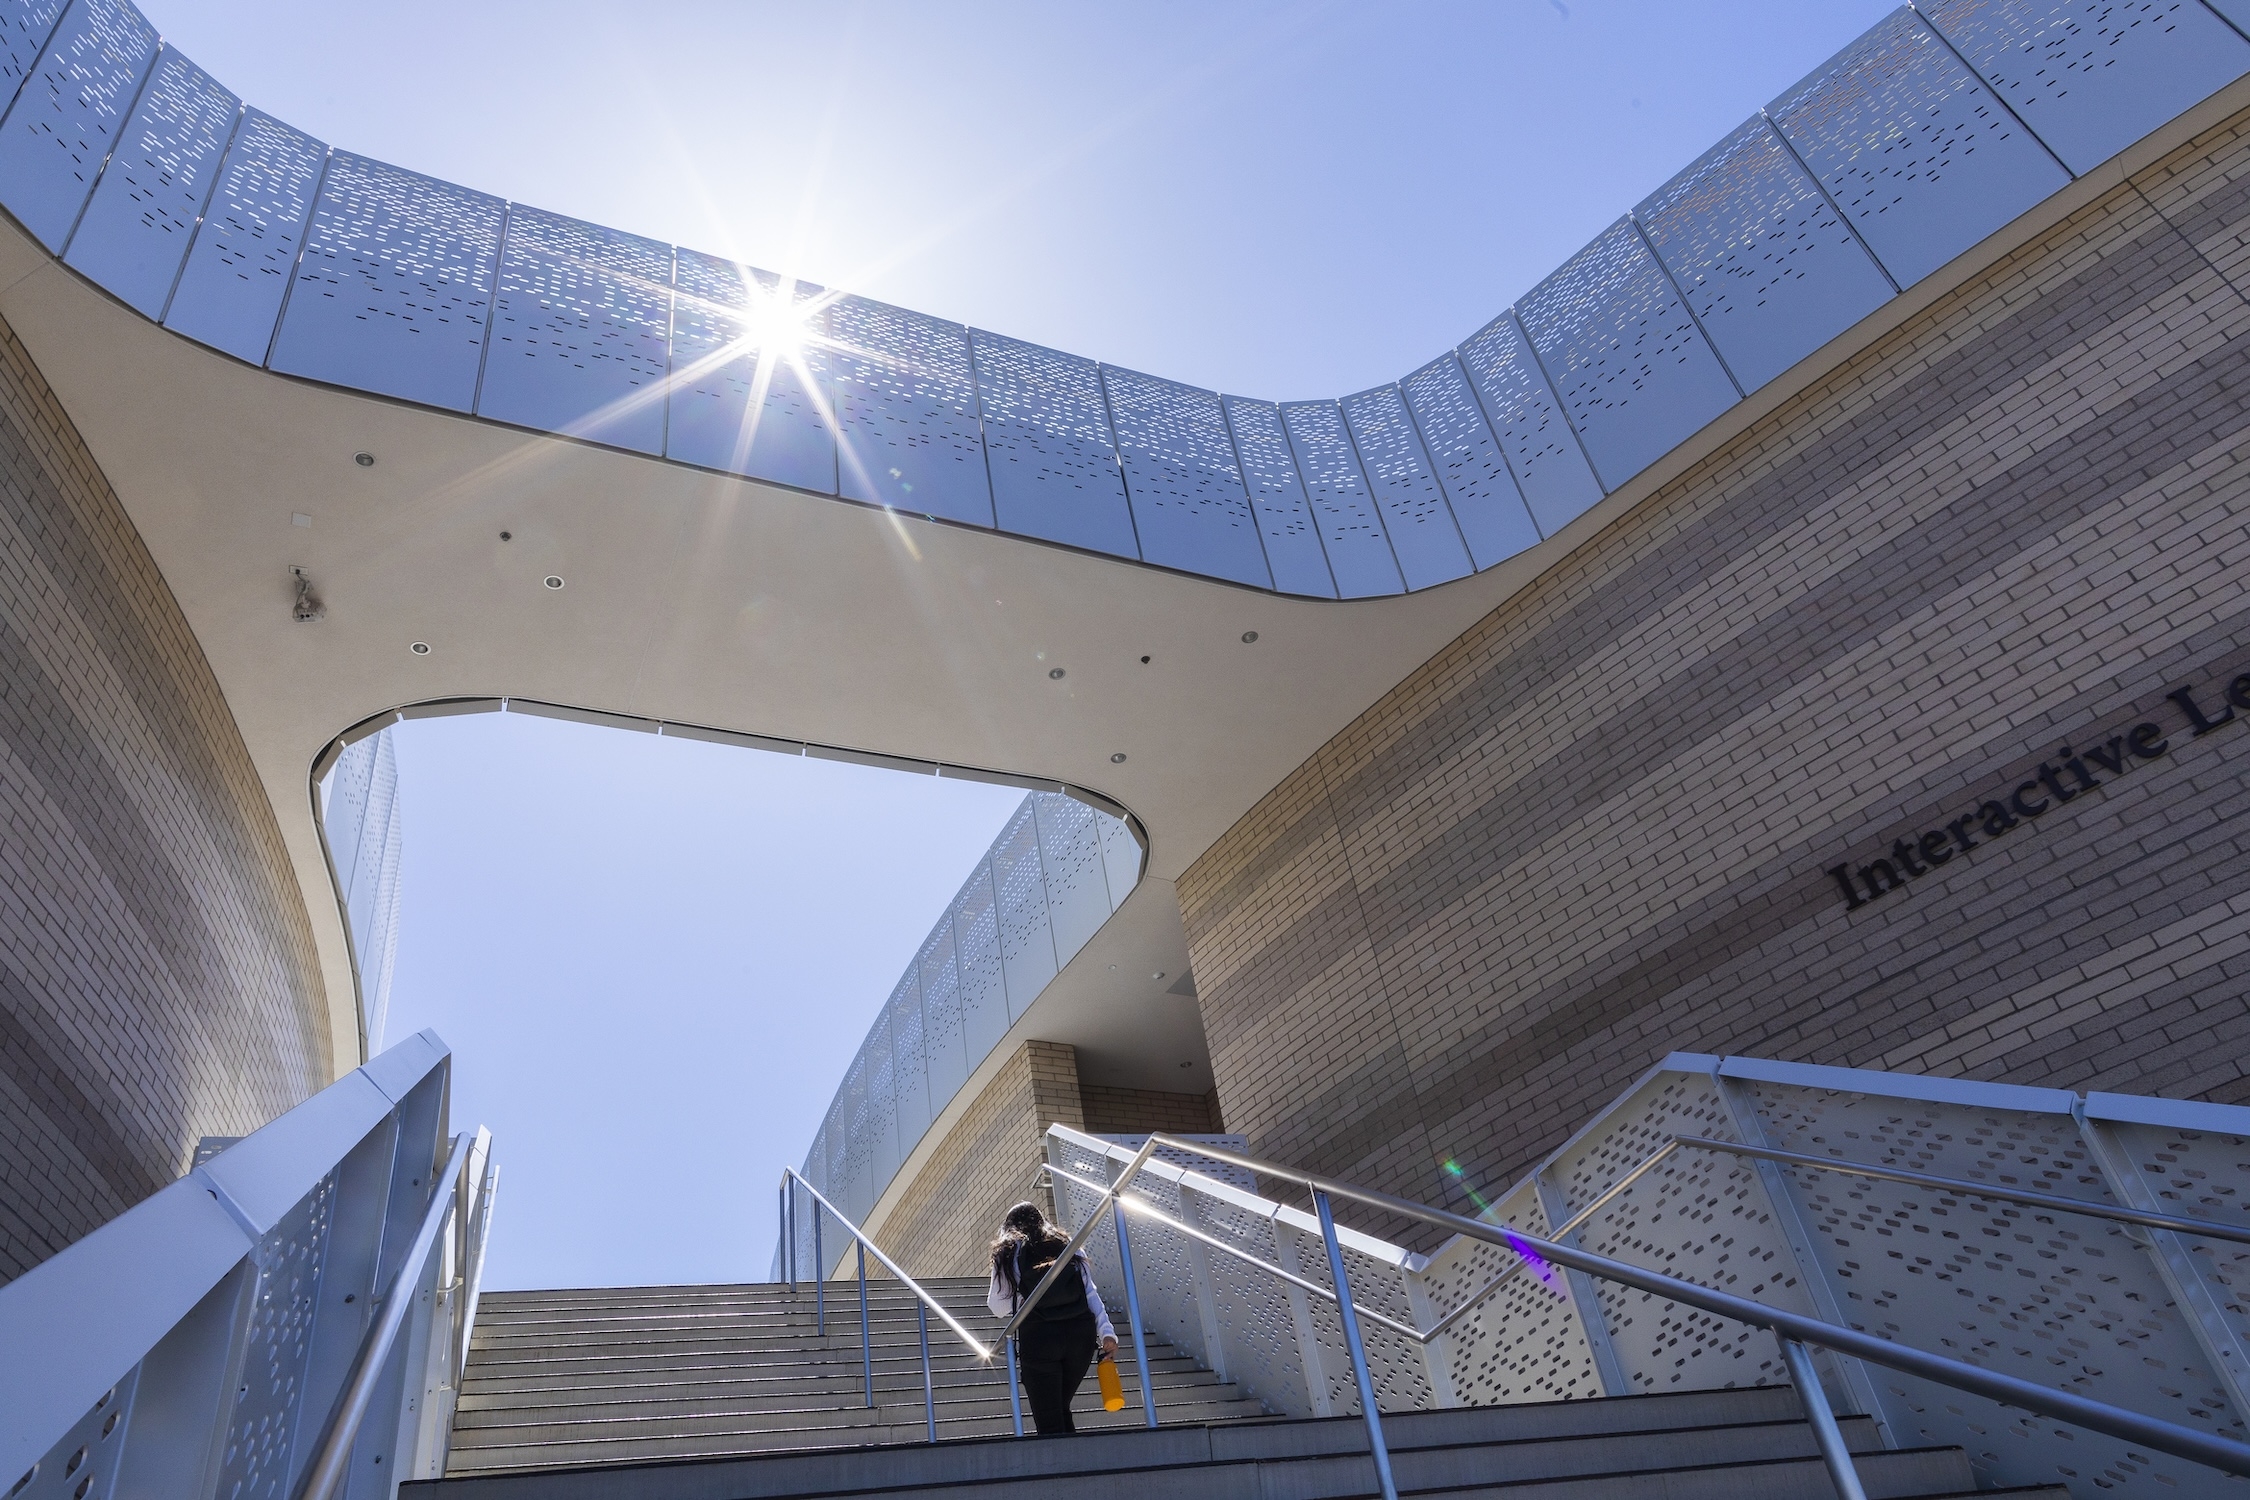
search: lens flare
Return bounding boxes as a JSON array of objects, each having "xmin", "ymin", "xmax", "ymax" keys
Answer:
[{"xmin": 1443, "ymin": 1159, "xmax": 1563, "ymax": 1295}]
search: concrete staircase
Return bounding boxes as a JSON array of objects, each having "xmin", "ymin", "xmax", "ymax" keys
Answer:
[
  {"xmin": 440, "ymin": 1275, "xmax": 1267, "ymax": 1474},
  {"xmin": 413, "ymin": 1379, "xmax": 2073, "ymax": 1498}
]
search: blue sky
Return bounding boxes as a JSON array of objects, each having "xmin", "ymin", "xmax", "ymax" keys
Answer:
[{"xmin": 143, "ymin": 1, "xmax": 1894, "ymax": 1288}]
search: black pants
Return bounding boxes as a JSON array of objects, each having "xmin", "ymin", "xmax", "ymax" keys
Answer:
[{"xmin": 1015, "ymin": 1312, "xmax": 1098, "ymax": 1434}]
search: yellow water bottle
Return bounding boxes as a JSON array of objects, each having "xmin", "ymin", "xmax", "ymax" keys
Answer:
[{"xmin": 1096, "ymin": 1350, "xmax": 1125, "ymax": 1411}]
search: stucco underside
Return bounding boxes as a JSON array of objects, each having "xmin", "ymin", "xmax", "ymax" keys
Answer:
[
  {"xmin": 0, "ymin": 307, "xmax": 325, "ymax": 1284},
  {"xmin": 1179, "ymin": 105, "xmax": 2250, "ymax": 1235}
]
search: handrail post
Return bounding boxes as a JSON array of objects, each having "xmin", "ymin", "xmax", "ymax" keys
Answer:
[
  {"xmin": 857, "ymin": 1240, "xmax": 873, "ymax": 1408},
  {"xmin": 1006, "ymin": 1333, "xmax": 1024, "ymax": 1436},
  {"xmin": 1780, "ymin": 1336, "xmax": 1869, "ymax": 1500},
  {"xmin": 918, "ymin": 1300, "xmax": 937, "ymax": 1443},
  {"xmin": 1313, "ymin": 1187, "xmax": 1398, "ymax": 1500},
  {"xmin": 1110, "ymin": 1198, "xmax": 1158, "ymax": 1428},
  {"xmin": 814, "ymin": 1201, "xmax": 825, "ymax": 1336},
  {"xmin": 786, "ymin": 1178, "xmax": 798, "ymax": 1292}
]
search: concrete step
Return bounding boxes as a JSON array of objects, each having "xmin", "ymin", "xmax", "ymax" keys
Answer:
[
  {"xmin": 457, "ymin": 1361, "xmax": 1223, "ymax": 1410},
  {"xmin": 411, "ymin": 1391, "xmax": 2027, "ymax": 1498}
]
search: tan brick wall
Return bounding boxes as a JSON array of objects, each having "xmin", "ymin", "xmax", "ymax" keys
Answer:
[
  {"xmin": 0, "ymin": 312, "xmax": 328, "ymax": 1282},
  {"xmin": 1080, "ymin": 1084, "xmax": 1221, "ymax": 1135},
  {"xmin": 876, "ymin": 1040, "xmax": 1084, "ymax": 1278},
  {"xmin": 1178, "ymin": 108, "xmax": 2250, "ymax": 1232}
]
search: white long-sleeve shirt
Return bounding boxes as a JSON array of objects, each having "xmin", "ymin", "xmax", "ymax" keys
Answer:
[{"xmin": 986, "ymin": 1249, "xmax": 1116, "ymax": 1342}]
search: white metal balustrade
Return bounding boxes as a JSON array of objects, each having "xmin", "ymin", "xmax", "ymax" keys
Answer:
[
  {"xmin": 1045, "ymin": 1053, "xmax": 2250, "ymax": 1499},
  {"xmin": 0, "ymin": 1031, "xmax": 495, "ymax": 1500}
]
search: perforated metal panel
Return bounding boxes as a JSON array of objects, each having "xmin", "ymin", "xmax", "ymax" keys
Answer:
[
  {"xmin": 1101, "ymin": 365, "xmax": 1269, "ymax": 587},
  {"xmin": 1097, "ymin": 807, "xmax": 1141, "ymax": 908},
  {"xmin": 214, "ymin": 1175, "xmax": 334, "ymax": 1499},
  {"xmin": 1457, "ymin": 312, "xmax": 1606, "ymax": 537},
  {"xmin": 887, "ymin": 974, "xmax": 930, "ymax": 1154},
  {"xmin": 863, "ymin": 1021, "xmax": 900, "ymax": 1202},
  {"xmin": 1417, "ymin": 1184, "xmax": 1607, "ymax": 1406},
  {"xmin": 1636, "ymin": 116, "xmax": 1894, "ymax": 395},
  {"xmin": 1516, "ymin": 219, "xmax": 1741, "ymax": 493},
  {"xmin": 1398, "ymin": 354, "xmax": 1539, "ymax": 569},
  {"xmin": 163, "ymin": 109, "xmax": 323, "ymax": 363},
  {"xmin": 14, "ymin": 1370, "xmax": 135, "ymax": 1500},
  {"xmin": 1220, "ymin": 396, "xmax": 1335, "ymax": 597},
  {"xmin": 827, "ymin": 294, "xmax": 990, "ymax": 525},
  {"xmin": 0, "ymin": 0, "xmax": 156, "ymax": 250},
  {"xmin": 268, "ymin": 152, "xmax": 504, "ymax": 412},
  {"xmin": 1549, "ymin": 1071, "xmax": 1807, "ymax": 1394},
  {"xmin": 669, "ymin": 250, "xmax": 833, "ymax": 491},
  {"xmin": 918, "ymin": 925, "xmax": 968, "ymax": 1112},
  {"xmin": 61, "ymin": 46, "xmax": 235, "ymax": 317},
  {"xmin": 475, "ymin": 206, "xmax": 670, "ymax": 454},
  {"xmin": 1921, "ymin": 0, "xmax": 2250, "ymax": 175},
  {"xmin": 0, "ymin": 0, "xmax": 64, "ymax": 121},
  {"xmin": 952, "ymin": 862, "xmax": 1009, "ymax": 1064},
  {"xmin": 972, "ymin": 330, "xmax": 1135, "ymax": 559},
  {"xmin": 1739, "ymin": 1075, "xmax": 2237, "ymax": 1494},
  {"xmin": 1279, "ymin": 400, "xmax": 1402, "ymax": 598},
  {"xmin": 991, "ymin": 802, "xmax": 1056, "ymax": 1019},
  {"xmin": 1770, "ymin": 9, "xmax": 2071, "ymax": 289},
  {"xmin": 1034, "ymin": 793, "xmax": 1112, "ymax": 960},
  {"xmin": 1339, "ymin": 385, "xmax": 1472, "ymax": 589}
]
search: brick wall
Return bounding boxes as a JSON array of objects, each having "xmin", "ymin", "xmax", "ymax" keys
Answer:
[
  {"xmin": 1178, "ymin": 108, "xmax": 2250, "ymax": 1231},
  {"xmin": 1080, "ymin": 1084, "xmax": 1221, "ymax": 1135},
  {"xmin": 876, "ymin": 1040, "xmax": 1084, "ymax": 1277},
  {"xmin": 0, "ymin": 311, "xmax": 327, "ymax": 1283}
]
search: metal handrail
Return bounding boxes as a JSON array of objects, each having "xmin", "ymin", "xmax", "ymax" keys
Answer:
[
  {"xmin": 1118, "ymin": 1131, "xmax": 2250, "ymax": 1492},
  {"xmin": 778, "ymin": 1169, "xmax": 992, "ymax": 1360},
  {"xmin": 294, "ymin": 1132, "xmax": 471, "ymax": 1500}
]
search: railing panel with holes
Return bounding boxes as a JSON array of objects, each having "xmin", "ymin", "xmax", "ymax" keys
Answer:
[
  {"xmin": 0, "ymin": 1030, "xmax": 495, "ymax": 1500},
  {"xmin": 1044, "ymin": 1051, "xmax": 2250, "ymax": 1498}
]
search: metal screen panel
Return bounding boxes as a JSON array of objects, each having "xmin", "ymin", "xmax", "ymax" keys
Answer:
[
  {"xmin": 1102, "ymin": 365, "xmax": 1269, "ymax": 587},
  {"xmin": 1221, "ymin": 396, "xmax": 1334, "ymax": 597},
  {"xmin": 212, "ymin": 1175, "xmax": 334, "ymax": 1498},
  {"xmin": 668, "ymin": 249, "xmax": 834, "ymax": 492},
  {"xmin": 61, "ymin": 46, "xmax": 235, "ymax": 318},
  {"xmin": 1457, "ymin": 312, "xmax": 1606, "ymax": 537},
  {"xmin": 1416, "ymin": 1183, "xmax": 1607, "ymax": 1406},
  {"xmin": 1636, "ymin": 116, "xmax": 1894, "ymax": 395},
  {"xmin": 475, "ymin": 205, "xmax": 671, "ymax": 454},
  {"xmin": 268, "ymin": 152, "xmax": 504, "ymax": 413},
  {"xmin": 0, "ymin": 0, "xmax": 64, "ymax": 121},
  {"xmin": 1400, "ymin": 354, "xmax": 1539, "ymax": 568},
  {"xmin": 163, "ymin": 110, "xmax": 323, "ymax": 364},
  {"xmin": 1340, "ymin": 384, "xmax": 1472, "ymax": 589},
  {"xmin": 952, "ymin": 861, "xmax": 1009, "ymax": 1064},
  {"xmin": 1922, "ymin": 0, "xmax": 2250, "ymax": 175},
  {"xmin": 972, "ymin": 330, "xmax": 1136, "ymax": 559},
  {"xmin": 827, "ymin": 294, "xmax": 990, "ymax": 525},
  {"xmin": 918, "ymin": 925, "xmax": 968, "ymax": 1112},
  {"xmin": 991, "ymin": 802, "xmax": 1056, "ymax": 1018},
  {"xmin": 1035, "ymin": 793, "xmax": 1112, "ymax": 960},
  {"xmin": 886, "ymin": 973, "xmax": 930, "ymax": 1156},
  {"xmin": 837, "ymin": 1050, "xmax": 872, "ymax": 1224},
  {"xmin": 1549, "ymin": 1070, "xmax": 1807, "ymax": 1394},
  {"xmin": 1740, "ymin": 1075, "xmax": 2239, "ymax": 1495},
  {"xmin": 0, "ymin": 0, "xmax": 155, "ymax": 250},
  {"xmin": 1516, "ymin": 218, "xmax": 1741, "ymax": 493},
  {"xmin": 864, "ymin": 1021, "xmax": 900, "ymax": 1204},
  {"xmin": 1280, "ymin": 400, "xmax": 1403, "ymax": 598},
  {"xmin": 1097, "ymin": 807, "xmax": 1141, "ymax": 906},
  {"xmin": 1770, "ymin": 8, "xmax": 2070, "ymax": 289}
]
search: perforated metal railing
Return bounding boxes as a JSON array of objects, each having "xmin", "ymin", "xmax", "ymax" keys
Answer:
[
  {"xmin": 0, "ymin": 1031, "xmax": 495, "ymax": 1500},
  {"xmin": 1045, "ymin": 1052, "xmax": 2250, "ymax": 1499},
  {"xmin": 2, "ymin": 0, "xmax": 2249, "ymax": 598}
]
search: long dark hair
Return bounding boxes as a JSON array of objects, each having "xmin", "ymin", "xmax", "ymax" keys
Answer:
[{"xmin": 991, "ymin": 1201, "xmax": 1068, "ymax": 1289}]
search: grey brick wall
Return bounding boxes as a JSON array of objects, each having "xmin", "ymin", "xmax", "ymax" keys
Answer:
[
  {"xmin": 1178, "ymin": 107, "xmax": 2250, "ymax": 1236},
  {"xmin": 0, "ymin": 309, "xmax": 327, "ymax": 1283}
]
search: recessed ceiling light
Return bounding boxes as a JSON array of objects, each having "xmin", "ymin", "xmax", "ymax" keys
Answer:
[
  {"xmin": 1241, "ymin": 630, "xmax": 1259, "ymax": 643},
  {"xmin": 1049, "ymin": 667, "xmax": 1065, "ymax": 680},
  {"xmin": 544, "ymin": 575, "xmax": 564, "ymax": 589},
  {"xmin": 1139, "ymin": 655, "xmax": 1150, "ymax": 664},
  {"xmin": 409, "ymin": 642, "xmax": 431, "ymax": 655},
  {"xmin": 499, "ymin": 530, "xmax": 513, "ymax": 541},
  {"xmin": 1110, "ymin": 752, "xmax": 1127, "ymax": 763},
  {"xmin": 354, "ymin": 452, "xmax": 375, "ymax": 468},
  {"xmin": 1151, "ymin": 971, "xmax": 1166, "ymax": 981}
]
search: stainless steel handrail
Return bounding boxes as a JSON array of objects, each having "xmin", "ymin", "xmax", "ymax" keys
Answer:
[
  {"xmin": 777, "ymin": 1168, "xmax": 995, "ymax": 1444},
  {"xmin": 294, "ymin": 1132, "xmax": 471, "ymax": 1500},
  {"xmin": 1123, "ymin": 1131, "xmax": 2250, "ymax": 1487}
]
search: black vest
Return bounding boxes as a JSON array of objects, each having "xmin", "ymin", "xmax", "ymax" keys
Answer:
[{"xmin": 1014, "ymin": 1243, "xmax": 1089, "ymax": 1324}]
